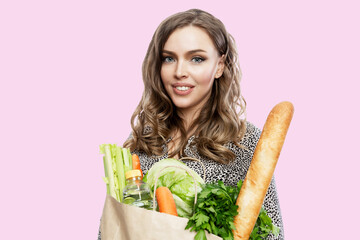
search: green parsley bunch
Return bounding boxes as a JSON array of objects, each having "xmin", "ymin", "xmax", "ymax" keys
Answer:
[{"xmin": 185, "ymin": 180, "xmax": 279, "ymax": 240}]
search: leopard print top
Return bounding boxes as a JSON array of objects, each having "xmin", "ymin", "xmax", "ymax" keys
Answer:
[{"xmin": 98, "ymin": 121, "xmax": 284, "ymax": 240}]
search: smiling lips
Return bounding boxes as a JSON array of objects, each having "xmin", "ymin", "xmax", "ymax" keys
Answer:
[{"xmin": 172, "ymin": 83, "xmax": 194, "ymax": 95}]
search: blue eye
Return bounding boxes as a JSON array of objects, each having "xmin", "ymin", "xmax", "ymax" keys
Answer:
[
  {"xmin": 163, "ymin": 56, "xmax": 174, "ymax": 63},
  {"xmin": 192, "ymin": 57, "xmax": 205, "ymax": 63}
]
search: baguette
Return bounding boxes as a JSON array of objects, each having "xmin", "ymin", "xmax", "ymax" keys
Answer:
[{"xmin": 233, "ymin": 101, "xmax": 294, "ymax": 240}]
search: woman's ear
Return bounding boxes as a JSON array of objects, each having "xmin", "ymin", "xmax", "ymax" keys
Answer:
[{"xmin": 215, "ymin": 55, "xmax": 225, "ymax": 79}]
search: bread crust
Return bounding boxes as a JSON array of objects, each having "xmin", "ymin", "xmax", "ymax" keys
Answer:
[{"xmin": 233, "ymin": 101, "xmax": 294, "ymax": 240}]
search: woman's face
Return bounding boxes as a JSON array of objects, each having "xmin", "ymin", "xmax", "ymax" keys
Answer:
[{"xmin": 160, "ymin": 26, "xmax": 224, "ymax": 118}]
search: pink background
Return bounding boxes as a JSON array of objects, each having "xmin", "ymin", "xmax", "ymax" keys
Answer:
[{"xmin": 1, "ymin": 0, "xmax": 359, "ymax": 239}]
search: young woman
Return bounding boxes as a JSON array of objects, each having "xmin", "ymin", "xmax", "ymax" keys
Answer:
[{"xmin": 100, "ymin": 9, "xmax": 284, "ymax": 240}]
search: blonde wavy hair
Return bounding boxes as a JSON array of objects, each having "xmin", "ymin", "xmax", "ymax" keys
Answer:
[{"xmin": 124, "ymin": 9, "xmax": 247, "ymax": 164}]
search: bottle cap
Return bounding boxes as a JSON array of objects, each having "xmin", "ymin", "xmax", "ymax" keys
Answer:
[{"xmin": 125, "ymin": 169, "xmax": 142, "ymax": 179}]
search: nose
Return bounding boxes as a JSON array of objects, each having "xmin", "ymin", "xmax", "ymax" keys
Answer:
[{"xmin": 175, "ymin": 60, "xmax": 188, "ymax": 79}]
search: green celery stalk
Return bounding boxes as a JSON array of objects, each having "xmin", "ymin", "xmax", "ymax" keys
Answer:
[
  {"xmin": 115, "ymin": 146, "xmax": 126, "ymax": 202},
  {"xmin": 100, "ymin": 144, "xmax": 117, "ymax": 200},
  {"xmin": 100, "ymin": 144, "xmax": 128, "ymax": 202},
  {"xmin": 102, "ymin": 156, "xmax": 110, "ymax": 195},
  {"xmin": 122, "ymin": 148, "xmax": 132, "ymax": 173},
  {"xmin": 109, "ymin": 144, "xmax": 121, "ymax": 201},
  {"xmin": 127, "ymin": 148, "xmax": 132, "ymax": 171}
]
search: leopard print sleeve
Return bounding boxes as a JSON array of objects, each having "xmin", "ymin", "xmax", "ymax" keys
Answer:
[{"xmin": 263, "ymin": 177, "xmax": 285, "ymax": 239}]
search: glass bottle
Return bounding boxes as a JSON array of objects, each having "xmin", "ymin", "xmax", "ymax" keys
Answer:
[{"xmin": 122, "ymin": 169, "xmax": 154, "ymax": 210}]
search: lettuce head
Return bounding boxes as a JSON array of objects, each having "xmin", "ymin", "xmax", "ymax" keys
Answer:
[{"xmin": 143, "ymin": 158, "xmax": 204, "ymax": 218}]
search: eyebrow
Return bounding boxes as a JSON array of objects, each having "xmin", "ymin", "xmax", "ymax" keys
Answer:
[{"xmin": 162, "ymin": 49, "xmax": 207, "ymax": 55}]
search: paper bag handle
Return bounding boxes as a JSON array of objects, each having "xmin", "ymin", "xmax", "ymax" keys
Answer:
[{"xmin": 179, "ymin": 156, "xmax": 206, "ymax": 182}]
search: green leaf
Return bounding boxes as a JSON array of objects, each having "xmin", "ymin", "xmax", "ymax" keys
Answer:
[
  {"xmin": 185, "ymin": 219, "xmax": 194, "ymax": 230},
  {"xmin": 194, "ymin": 230, "xmax": 207, "ymax": 240},
  {"xmin": 272, "ymin": 224, "xmax": 280, "ymax": 236},
  {"xmin": 195, "ymin": 212, "xmax": 210, "ymax": 227},
  {"xmin": 223, "ymin": 233, "xmax": 233, "ymax": 240},
  {"xmin": 199, "ymin": 188, "xmax": 212, "ymax": 198},
  {"xmin": 249, "ymin": 207, "xmax": 280, "ymax": 239},
  {"xmin": 204, "ymin": 223, "xmax": 212, "ymax": 233},
  {"xmin": 250, "ymin": 226, "xmax": 259, "ymax": 239},
  {"xmin": 205, "ymin": 206, "xmax": 216, "ymax": 214},
  {"xmin": 210, "ymin": 221, "xmax": 218, "ymax": 235},
  {"xmin": 228, "ymin": 221, "xmax": 236, "ymax": 230}
]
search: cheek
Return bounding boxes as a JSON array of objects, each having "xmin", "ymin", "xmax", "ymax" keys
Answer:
[
  {"xmin": 160, "ymin": 67, "xmax": 171, "ymax": 85},
  {"xmin": 194, "ymin": 67, "xmax": 217, "ymax": 86},
  {"xmin": 160, "ymin": 68, "xmax": 173, "ymax": 96}
]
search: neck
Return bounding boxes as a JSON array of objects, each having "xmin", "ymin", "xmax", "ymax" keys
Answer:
[{"xmin": 177, "ymin": 107, "xmax": 201, "ymax": 133}]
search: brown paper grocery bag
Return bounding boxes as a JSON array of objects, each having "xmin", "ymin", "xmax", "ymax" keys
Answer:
[{"xmin": 100, "ymin": 195, "xmax": 222, "ymax": 240}]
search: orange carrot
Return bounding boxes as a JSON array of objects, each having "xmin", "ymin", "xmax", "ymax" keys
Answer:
[
  {"xmin": 155, "ymin": 187, "xmax": 178, "ymax": 216},
  {"xmin": 132, "ymin": 154, "xmax": 143, "ymax": 178},
  {"xmin": 132, "ymin": 154, "xmax": 141, "ymax": 170}
]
